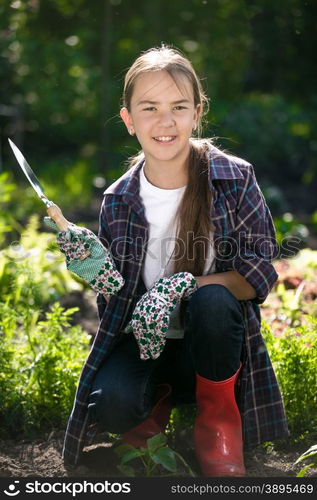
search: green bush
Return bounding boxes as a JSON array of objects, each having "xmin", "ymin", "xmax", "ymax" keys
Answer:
[
  {"xmin": 0, "ymin": 214, "xmax": 90, "ymax": 438},
  {"xmin": 219, "ymin": 93, "xmax": 316, "ymax": 188},
  {"xmin": 262, "ymin": 317, "xmax": 317, "ymax": 436},
  {"xmin": 274, "ymin": 213, "xmax": 309, "ymax": 246},
  {"xmin": 0, "ymin": 301, "xmax": 90, "ymax": 437},
  {"xmin": 38, "ymin": 159, "xmax": 96, "ymax": 210},
  {"xmin": 0, "ymin": 172, "xmax": 18, "ymax": 247},
  {"xmin": 0, "ymin": 215, "xmax": 82, "ymax": 306}
]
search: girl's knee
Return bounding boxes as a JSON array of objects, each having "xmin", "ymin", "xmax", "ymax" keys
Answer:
[
  {"xmin": 88, "ymin": 387, "xmax": 144, "ymax": 433},
  {"xmin": 189, "ymin": 283, "xmax": 239, "ymax": 314},
  {"xmin": 186, "ymin": 284, "xmax": 244, "ymax": 346},
  {"xmin": 88, "ymin": 376, "xmax": 153, "ymax": 433}
]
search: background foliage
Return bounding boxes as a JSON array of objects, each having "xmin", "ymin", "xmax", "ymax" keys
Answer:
[
  {"xmin": 0, "ymin": 0, "xmax": 316, "ymax": 223},
  {"xmin": 0, "ymin": 0, "xmax": 316, "ymax": 476}
]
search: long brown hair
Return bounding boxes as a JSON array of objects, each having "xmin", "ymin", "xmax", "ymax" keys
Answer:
[{"xmin": 122, "ymin": 45, "xmax": 214, "ymax": 276}]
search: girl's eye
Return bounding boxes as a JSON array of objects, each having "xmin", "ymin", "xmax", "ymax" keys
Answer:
[{"xmin": 142, "ymin": 106, "xmax": 187, "ymax": 111}]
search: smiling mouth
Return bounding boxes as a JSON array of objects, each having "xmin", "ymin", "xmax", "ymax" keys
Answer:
[{"xmin": 153, "ymin": 136, "xmax": 176, "ymax": 143}]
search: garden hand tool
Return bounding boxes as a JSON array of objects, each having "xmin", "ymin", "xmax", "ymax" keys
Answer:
[
  {"xmin": 8, "ymin": 138, "xmax": 124, "ymax": 296},
  {"xmin": 8, "ymin": 138, "xmax": 70, "ymax": 231}
]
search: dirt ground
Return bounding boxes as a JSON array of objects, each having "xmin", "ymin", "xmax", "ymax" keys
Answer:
[{"xmin": 0, "ymin": 430, "xmax": 316, "ymax": 478}]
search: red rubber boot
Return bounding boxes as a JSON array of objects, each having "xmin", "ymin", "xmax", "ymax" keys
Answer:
[
  {"xmin": 194, "ymin": 365, "xmax": 246, "ymax": 476},
  {"xmin": 122, "ymin": 384, "xmax": 172, "ymax": 448}
]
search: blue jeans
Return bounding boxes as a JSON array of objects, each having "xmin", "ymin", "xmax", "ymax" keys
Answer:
[{"xmin": 88, "ymin": 284, "xmax": 245, "ymax": 434}]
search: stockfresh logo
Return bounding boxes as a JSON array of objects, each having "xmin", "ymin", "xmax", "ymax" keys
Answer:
[{"xmin": 3, "ymin": 481, "xmax": 20, "ymax": 496}]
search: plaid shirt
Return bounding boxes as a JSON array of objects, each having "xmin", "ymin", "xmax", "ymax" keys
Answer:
[{"xmin": 62, "ymin": 146, "xmax": 289, "ymax": 465}]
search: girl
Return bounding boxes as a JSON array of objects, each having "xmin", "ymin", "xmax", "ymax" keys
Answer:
[{"xmin": 58, "ymin": 45, "xmax": 289, "ymax": 476}]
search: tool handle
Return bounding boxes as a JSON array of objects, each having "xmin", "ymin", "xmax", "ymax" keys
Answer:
[{"xmin": 47, "ymin": 204, "xmax": 71, "ymax": 232}]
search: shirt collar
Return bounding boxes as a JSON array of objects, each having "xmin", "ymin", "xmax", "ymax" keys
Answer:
[
  {"xmin": 103, "ymin": 145, "xmax": 244, "ymax": 198},
  {"xmin": 104, "ymin": 159, "xmax": 146, "ymax": 218},
  {"xmin": 103, "ymin": 159, "xmax": 144, "ymax": 197},
  {"xmin": 207, "ymin": 146, "xmax": 244, "ymax": 181}
]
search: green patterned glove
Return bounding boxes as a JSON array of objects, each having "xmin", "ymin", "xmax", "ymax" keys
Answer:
[
  {"xmin": 44, "ymin": 217, "xmax": 124, "ymax": 296},
  {"xmin": 126, "ymin": 272, "xmax": 197, "ymax": 360}
]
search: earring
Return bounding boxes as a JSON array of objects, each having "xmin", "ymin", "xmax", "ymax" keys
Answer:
[{"xmin": 129, "ymin": 127, "xmax": 134, "ymax": 136}]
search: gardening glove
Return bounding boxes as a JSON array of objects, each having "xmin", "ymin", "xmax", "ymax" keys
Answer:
[
  {"xmin": 126, "ymin": 272, "xmax": 198, "ymax": 360},
  {"xmin": 44, "ymin": 217, "xmax": 124, "ymax": 296}
]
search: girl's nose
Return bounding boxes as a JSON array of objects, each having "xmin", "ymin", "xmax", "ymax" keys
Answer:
[{"xmin": 158, "ymin": 111, "xmax": 175, "ymax": 127}]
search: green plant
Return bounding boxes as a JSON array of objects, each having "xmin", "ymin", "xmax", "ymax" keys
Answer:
[
  {"xmin": 274, "ymin": 213, "xmax": 309, "ymax": 246},
  {"xmin": 288, "ymin": 248, "xmax": 317, "ymax": 277},
  {"xmin": 295, "ymin": 445, "xmax": 317, "ymax": 477},
  {"xmin": 114, "ymin": 433, "xmax": 195, "ymax": 477},
  {"xmin": 0, "ymin": 211, "xmax": 93, "ymax": 438},
  {"xmin": 166, "ymin": 406, "xmax": 196, "ymax": 446},
  {"xmin": 0, "ymin": 172, "xmax": 19, "ymax": 246},
  {"xmin": 262, "ymin": 316, "xmax": 317, "ymax": 436},
  {"xmin": 274, "ymin": 282, "xmax": 305, "ymax": 327},
  {"xmin": 0, "ymin": 215, "xmax": 83, "ymax": 306},
  {"xmin": 220, "ymin": 93, "xmax": 316, "ymax": 190},
  {"xmin": 40, "ymin": 159, "xmax": 95, "ymax": 210},
  {"xmin": 0, "ymin": 301, "xmax": 90, "ymax": 437}
]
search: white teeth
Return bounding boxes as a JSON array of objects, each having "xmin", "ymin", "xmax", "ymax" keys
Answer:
[{"xmin": 154, "ymin": 136, "xmax": 175, "ymax": 142}]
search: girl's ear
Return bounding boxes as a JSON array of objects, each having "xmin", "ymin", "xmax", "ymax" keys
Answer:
[
  {"xmin": 192, "ymin": 104, "xmax": 202, "ymax": 133},
  {"xmin": 194, "ymin": 103, "xmax": 202, "ymax": 122},
  {"xmin": 120, "ymin": 107, "xmax": 134, "ymax": 135}
]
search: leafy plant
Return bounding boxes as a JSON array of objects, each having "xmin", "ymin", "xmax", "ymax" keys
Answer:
[
  {"xmin": 0, "ymin": 301, "xmax": 90, "ymax": 437},
  {"xmin": 166, "ymin": 405, "xmax": 196, "ymax": 452},
  {"xmin": 0, "ymin": 215, "xmax": 83, "ymax": 307},
  {"xmin": 0, "ymin": 172, "xmax": 19, "ymax": 246},
  {"xmin": 274, "ymin": 212, "xmax": 309, "ymax": 246},
  {"xmin": 274, "ymin": 282, "xmax": 305, "ymax": 327},
  {"xmin": 114, "ymin": 433, "xmax": 195, "ymax": 477},
  {"xmin": 295, "ymin": 445, "xmax": 317, "ymax": 477},
  {"xmin": 262, "ymin": 316, "xmax": 317, "ymax": 436},
  {"xmin": 0, "ymin": 210, "xmax": 94, "ymax": 438},
  {"xmin": 40, "ymin": 159, "xmax": 96, "ymax": 210}
]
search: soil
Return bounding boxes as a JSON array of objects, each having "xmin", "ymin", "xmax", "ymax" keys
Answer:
[{"xmin": 0, "ymin": 431, "xmax": 316, "ymax": 478}]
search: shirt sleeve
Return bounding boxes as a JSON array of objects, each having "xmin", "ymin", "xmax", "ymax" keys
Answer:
[
  {"xmin": 97, "ymin": 196, "xmax": 112, "ymax": 316},
  {"xmin": 98, "ymin": 196, "xmax": 111, "ymax": 248},
  {"xmin": 231, "ymin": 165, "xmax": 279, "ymax": 304}
]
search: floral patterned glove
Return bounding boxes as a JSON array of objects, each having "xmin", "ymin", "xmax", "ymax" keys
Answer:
[
  {"xmin": 44, "ymin": 217, "xmax": 124, "ymax": 296},
  {"xmin": 127, "ymin": 272, "xmax": 198, "ymax": 360}
]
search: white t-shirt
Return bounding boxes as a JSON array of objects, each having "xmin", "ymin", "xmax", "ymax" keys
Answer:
[{"xmin": 139, "ymin": 165, "xmax": 215, "ymax": 338}]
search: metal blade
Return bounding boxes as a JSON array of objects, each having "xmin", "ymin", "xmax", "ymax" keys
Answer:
[{"xmin": 8, "ymin": 138, "xmax": 53, "ymax": 207}]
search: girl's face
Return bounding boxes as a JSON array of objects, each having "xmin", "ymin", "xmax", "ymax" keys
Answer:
[{"xmin": 120, "ymin": 70, "xmax": 201, "ymax": 169}]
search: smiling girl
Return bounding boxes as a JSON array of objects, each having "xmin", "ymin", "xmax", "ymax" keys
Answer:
[{"xmin": 62, "ymin": 45, "xmax": 289, "ymax": 476}]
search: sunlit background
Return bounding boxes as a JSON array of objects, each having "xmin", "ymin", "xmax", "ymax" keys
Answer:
[{"xmin": 0, "ymin": 0, "xmax": 316, "ymax": 246}]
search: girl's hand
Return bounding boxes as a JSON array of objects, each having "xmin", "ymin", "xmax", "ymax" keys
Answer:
[
  {"xmin": 44, "ymin": 217, "xmax": 124, "ymax": 296},
  {"xmin": 127, "ymin": 272, "xmax": 197, "ymax": 360},
  {"xmin": 194, "ymin": 271, "xmax": 256, "ymax": 301}
]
